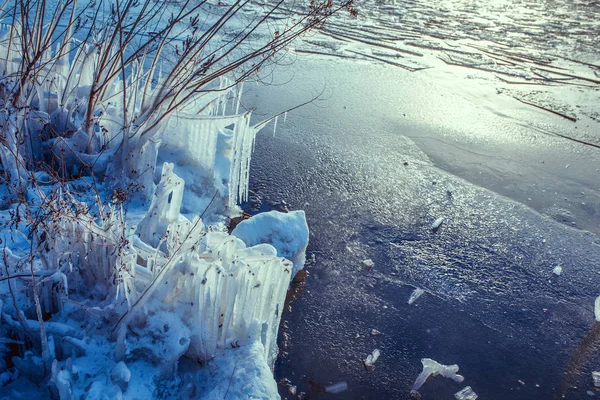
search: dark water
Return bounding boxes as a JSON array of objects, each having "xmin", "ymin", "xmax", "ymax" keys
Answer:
[{"xmin": 243, "ymin": 55, "xmax": 600, "ymax": 399}]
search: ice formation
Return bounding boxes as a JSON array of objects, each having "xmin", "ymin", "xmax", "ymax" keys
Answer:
[
  {"xmin": 0, "ymin": 5, "xmax": 313, "ymax": 398},
  {"xmin": 595, "ymin": 296, "xmax": 600, "ymax": 322},
  {"xmin": 232, "ymin": 210, "xmax": 310, "ymax": 278},
  {"xmin": 364, "ymin": 349, "xmax": 381, "ymax": 369},
  {"xmin": 593, "ymin": 371, "xmax": 600, "ymax": 388},
  {"xmin": 362, "ymin": 259, "xmax": 375, "ymax": 269},
  {"xmin": 326, "ymin": 381, "xmax": 349, "ymax": 394},
  {"xmin": 411, "ymin": 358, "xmax": 465, "ymax": 391},
  {"xmin": 408, "ymin": 288, "xmax": 425, "ymax": 305},
  {"xmin": 552, "ymin": 266, "xmax": 563, "ymax": 276},
  {"xmin": 431, "ymin": 217, "xmax": 444, "ymax": 232},
  {"xmin": 455, "ymin": 386, "xmax": 478, "ymax": 400}
]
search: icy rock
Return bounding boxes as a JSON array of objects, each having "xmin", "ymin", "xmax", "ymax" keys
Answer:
[
  {"xmin": 408, "ymin": 288, "xmax": 425, "ymax": 305},
  {"xmin": 110, "ymin": 362, "xmax": 131, "ymax": 392},
  {"xmin": 411, "ymin": 358, "xmax": 464, "ymax": 391},
  {"xmin": 232, "ymin": 210, "xmax": 309, "ymax": 278},
  {"xmin": 364, "ymin": 349, "xmax": 381, "ymax": 370},
  {"xmin": 595, "ymin": 296, "xmax": 600, "ymax": 322},
  {"xmin": 362, "ymin": 259, "xmax": 375, "ymax": 269},
  {"xmin": 455, "ymin": 386, "xmax": 478, "ymax": 400},
  {"xmin": 552, "ymin": 266, "xmax": 562, "ymax": 276},
  {"xmin": 431, "ymin": 217, "xmax": 444, "ymax": 232},
  {"xmin": 593, "ymin": 371, "xmax": 600, "ymax": 387},
  {"xmin": 326, "ymin": 381, "xmax": 349, "ymax": 394}
]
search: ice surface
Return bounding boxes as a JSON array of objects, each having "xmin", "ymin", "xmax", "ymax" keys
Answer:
[
  {"xmin": 411, "ymin": 358, "xmax": 465, "ymax": 391},
  {"xmin": 408, "ymin": 288, "xmax": 425, "ymax": 305},
  {"xmin": 455, "ymin": 386, "xmax": 478, "ymax": 400},
  {"xmin": 232, "ymin": 210, "xmax": 309, "ymax": 278}
]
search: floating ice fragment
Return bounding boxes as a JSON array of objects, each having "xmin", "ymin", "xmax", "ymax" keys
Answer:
[
  {"xmin": 447, "ymin": 184, "xmax": 455, "ymax": 196},
  {"xmin": 371, "ymin": 329, "xmax": 381, "ymax": 336},
  {"xmin": 593, "ymin": 371, "xmax": 600, "ymax": 387},
  {"xmin": 552, "ymin": 266, "xmax": 562, "ymax": 276},
  {"xmin": 408, "ymin": 288, "xmax": 425, "ymax": 305},
  {"xmin": 455, "ymin": 386, "xmax": 478, "ymax": 400},
  {"xmin": 364, "ymin": 349, "xmax": 381, "ymax": 369},
  {"xmin": 411, "ymin": 358, "xmax": 464, "ymax": 391},
  {"xmin": 326, "ymin": 382, "xmax": 349, "ymax": 394},
  {"xmin": 362, "ymin": 259, "xmax": 374, "ymax": 269},
  {"xmin": 595, "ymin": 296, "xmax": 600, "ymax": 322},
  {"xmin": 431, "ymin": 217, "xmax": 444, "ymax": 232}
]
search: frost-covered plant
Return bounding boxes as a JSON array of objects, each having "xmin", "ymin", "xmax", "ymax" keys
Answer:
[{"xmin": 0, "ymin": 0, "xmax": 346, "ymax": 396}]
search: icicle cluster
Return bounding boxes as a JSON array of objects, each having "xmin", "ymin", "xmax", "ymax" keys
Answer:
[{"xmin": 121, "ymin": 164, "xmax": 292, "ymax": 365}]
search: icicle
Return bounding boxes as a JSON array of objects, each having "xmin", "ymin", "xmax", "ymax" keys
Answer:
[
  {"xmin": 235, "ymin": 81, "xmax": 244, "ymax": 115},
  {"xmin": 283, "ymin": 111, "xmax": 288, "ymax": 123},
  {"xmin": 272, "ymin": 115, "xmax": 278, "ymax": 137}
]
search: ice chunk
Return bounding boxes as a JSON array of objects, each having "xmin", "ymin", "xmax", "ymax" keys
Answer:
[
  {"xmin": 455, "ymin": 386, "xmax": 478, "ymax": 400},
  {"xmin": 326, "ymin": 381, "xmax": 349, "ymax": 394},
  {"xmin": 595, "ymin": 296, "xmax": 600, "ymax": 322},
  {"xmin": 431, "ymin": 217, "xmax": 444, "ymax": 232},
  {"xmin": 593, "ymin": 371, "xmax": 600, "ymax": 387},
  {"xmin": 411, "ymin": 358, "xmax": 464, "ymax": 391},
  {"xmin": 364, "ymin": 349, "xmax": 381, "ymax": 369},
  {"xmin": 362, "ymin": 259, "xmax": 374, "ymax": 269},
  {"xmin": 552, "ymin": 266, "xmax": 562, "ymax": 276},
  {"xmin": 110, "ymin": 362, "xmax": 131, "ymax": 392},
  {"xmin": 408, "ymin": 288, "xmax": 425, "ymax": 305},
  {"xmin": 371, "ymin": 329, "xmax": 381, "ymax": 336},
  {"xmin": 232, "ymin": 210, "xmax": 309, "ymax": 277}
]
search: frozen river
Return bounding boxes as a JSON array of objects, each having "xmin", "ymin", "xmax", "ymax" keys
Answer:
[{"xmin": 243, "ymin": 0, "xmax": 600, "ymax": 398}]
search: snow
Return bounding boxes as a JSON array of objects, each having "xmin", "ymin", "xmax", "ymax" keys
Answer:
[
  {"xmin": 232, "ymin": 210, "xmax": 309, "ymax": 278},
  {"xmin": 0, "ymin": 5, "xmax": 308, "ymax": 396},
  {"xmin": 193, "ymin": 341, "xmax": 279, "ymax": 399},
  {"xmin": 411, "ymin": 358, "xmax": 465, "ymax": 391}
]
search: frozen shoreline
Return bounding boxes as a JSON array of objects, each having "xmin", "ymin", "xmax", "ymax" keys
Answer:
[{"xmin": 243, "ymin": 54, "xmax": 600, "ymax": 398}]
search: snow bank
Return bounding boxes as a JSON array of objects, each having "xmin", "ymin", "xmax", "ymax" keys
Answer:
[
  {"xmin": 194, "ymin": 341, "xmax": 279, "ymax": 399},
  {"xmin": 232, "ymin": 210, "xmax": 310, "ymax": 278}
]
